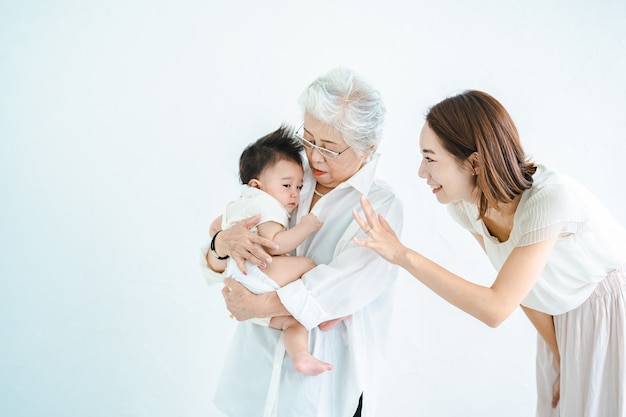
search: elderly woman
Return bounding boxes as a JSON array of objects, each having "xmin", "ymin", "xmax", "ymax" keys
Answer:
[{"xmin": 201, "ymin": 67, "xmax": 403, "ymax": 417}]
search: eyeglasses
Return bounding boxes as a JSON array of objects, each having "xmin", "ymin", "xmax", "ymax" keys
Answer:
[{"xmin": 294, "ymin": 124, "xmax": 351, "ymax": 160}]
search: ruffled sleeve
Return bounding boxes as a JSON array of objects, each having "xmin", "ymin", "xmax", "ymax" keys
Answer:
[
  {"xmin": 447, "ymin": 201, "xmax": 480, "ymax": 234},
  {"xmin": 516, "ymin": 182, "xmax": 587, "ymax": 247}
]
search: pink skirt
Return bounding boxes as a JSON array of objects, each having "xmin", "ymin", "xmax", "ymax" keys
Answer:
[{"xmin": 536, "ymin": 267, "xmax": 626, "ymax": 417}]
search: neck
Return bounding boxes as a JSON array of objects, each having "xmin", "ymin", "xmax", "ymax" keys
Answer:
[{"xmin": 314, "ymin": 183, "xmax": 332, "ymax": 197}]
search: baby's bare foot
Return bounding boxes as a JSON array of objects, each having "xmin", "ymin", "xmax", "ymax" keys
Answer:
[{"xmin": 291, "ymin": 352, "xmax": 334, "ymax": 376}]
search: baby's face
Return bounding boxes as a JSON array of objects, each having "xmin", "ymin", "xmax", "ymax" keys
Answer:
[{"xmin": 256, "ymin": 159, "xmax": 304, "ymax": 213}]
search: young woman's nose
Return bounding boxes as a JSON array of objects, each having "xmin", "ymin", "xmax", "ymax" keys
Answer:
[{"xmin": 418, "ymin": 159, "xmax": 428, "ymax": 178}]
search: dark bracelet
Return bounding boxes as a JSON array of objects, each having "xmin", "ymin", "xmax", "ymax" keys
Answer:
[{"xmin": 210, "ymin": 230, "xmax": 230, "ymax": 260}]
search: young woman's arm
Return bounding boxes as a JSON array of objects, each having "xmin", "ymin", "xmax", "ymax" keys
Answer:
[
  {"xmin": 472, "ymin": 230, "xmax": 561, "ymax": 365},
  {"xmin": 353, "ymin": 195, "xmax": 557, "ymax": 327}
]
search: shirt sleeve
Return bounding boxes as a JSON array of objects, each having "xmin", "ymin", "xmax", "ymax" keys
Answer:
[
  {"xmin": 516, "ymin": 183, "xmax": 587, "ymax": 247},
  {"xmin": 277, "ymin": 190, "xmax": 404, "ymax": 330},
  {"xmin": 199, "ymin": 243, "xmax": 224, "ymax": 286}
]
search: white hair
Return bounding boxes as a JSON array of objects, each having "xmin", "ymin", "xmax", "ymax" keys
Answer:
[{"xmin": 298, "ymin": 67, "xmax": 386, "ymax": 156}]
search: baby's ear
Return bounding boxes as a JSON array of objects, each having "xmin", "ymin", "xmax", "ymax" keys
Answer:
[{"xmin": 248, "ymin": 179, "xmax": 261, "ymax": 189}]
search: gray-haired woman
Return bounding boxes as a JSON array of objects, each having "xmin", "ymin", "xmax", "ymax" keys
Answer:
[{"xmin": 202, "ymin": 67, "xmax": 403, "ymax": 417}]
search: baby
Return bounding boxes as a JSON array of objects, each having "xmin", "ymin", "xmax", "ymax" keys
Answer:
[{"xmin": 219, "ymin": 125, "xmax": 332, "ymax": 376}]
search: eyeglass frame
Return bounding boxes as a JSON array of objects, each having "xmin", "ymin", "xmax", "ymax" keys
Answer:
[{"xmin": 293, "ymin": 124, "xmax": 351, "ymax": 160}]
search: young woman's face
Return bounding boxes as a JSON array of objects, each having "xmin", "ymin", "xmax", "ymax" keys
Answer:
[
  {"xmin": 418, "ymin": 123, "xmax": 476, "ymax": 205},
  {"xmin": 252, "ymin": 159, "xmax": 304, "ymax": 214},
  {"xmin": 302, "ymin": 114, "xmax": 371, "ymax": 190}
]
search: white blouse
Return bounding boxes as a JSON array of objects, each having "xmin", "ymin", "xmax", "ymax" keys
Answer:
[
  {"xmin": 448, "ymin": 164, "xmax": 626, "ymax": 315},
  {"xmin": 201, "ymin": 154, "xmax": 404, "ymax": 417}
]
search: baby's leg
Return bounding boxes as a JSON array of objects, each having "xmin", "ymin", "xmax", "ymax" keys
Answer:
[
  {"xmin": 270, "ymin": 315, "xmax": 333, "ymax": 376},
  {"xmin": 262, "ymin": 256, "xmax": 315, "ymax": 287}
]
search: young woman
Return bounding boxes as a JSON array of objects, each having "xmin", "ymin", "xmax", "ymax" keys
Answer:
[{"xmin": 354, "ymin": 90, "xmax": 626, "ymax": 417}]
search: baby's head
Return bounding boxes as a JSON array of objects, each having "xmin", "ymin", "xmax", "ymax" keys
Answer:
[{"xmin": 239, "ymin": 125, "xmax": 305, "ymax": 213}]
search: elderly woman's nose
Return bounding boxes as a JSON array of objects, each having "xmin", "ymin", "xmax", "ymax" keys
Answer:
[{"xmin": 309, "ymin": 148, "xmax": 325, "ymax": 163}]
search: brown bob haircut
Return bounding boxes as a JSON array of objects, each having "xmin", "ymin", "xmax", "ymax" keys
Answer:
[{"xmin": 426, "ymin": 90, "xmax": 536, "ymax": 219}]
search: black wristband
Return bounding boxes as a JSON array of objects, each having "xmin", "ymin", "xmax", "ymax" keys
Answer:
[{"xmin": 210, "ymin": 230, "xmax": 230, "ymax": 260}]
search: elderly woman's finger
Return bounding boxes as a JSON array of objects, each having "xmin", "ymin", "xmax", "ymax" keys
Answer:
[
  {"xmin": 232, "ymin": 245, "xmax": 271, "ymax": 273},
  {"xmin": 222, "ymin": 278, "xmax": 256, "ymax": 321},
  {"xmin": 251, "ymin": 234, "xmax": 279, "ymax": 254},
  {"xmin": 239, "ymin": 215, "xmax": 279, "ymax": 250}
]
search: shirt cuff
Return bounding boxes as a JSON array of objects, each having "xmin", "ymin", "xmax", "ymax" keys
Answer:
[
  {"xmin": 277, "ymin": 279, "xmax": 328, "ymax": 331},
  {"xmin": 199, "ymin": 244, "xmax": 224, "ymax": 286}
]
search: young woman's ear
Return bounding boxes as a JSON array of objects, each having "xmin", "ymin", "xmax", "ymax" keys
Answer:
[
  {"xmin": 248, "ymin": 179, "xmax": 261, "ymax": 189},
  {"xmin": 469, "ymin": 152, "xmax": 480, "ymax": 175}
]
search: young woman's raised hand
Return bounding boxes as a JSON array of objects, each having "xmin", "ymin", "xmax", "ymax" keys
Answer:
[{"xmin": 352, "ymin": 195, "xmax": 406, "ymax": 265}]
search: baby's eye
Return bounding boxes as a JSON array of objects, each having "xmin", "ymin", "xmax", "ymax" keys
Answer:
[
  {"xmin": 297, "ymin": 185, "xmax": 303, "ymax": 191},
  {"xmin": 283, "ymin": 184, "xmax": 291, "ymax": 188}
]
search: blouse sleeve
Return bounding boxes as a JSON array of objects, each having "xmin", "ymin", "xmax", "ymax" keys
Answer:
[
  {"xmin": 516, "ymin": 183, "xmax": 587, "ymax": 247},
  {"xmin": 277, "ymin": 190, "xmax": 404, "ymax": 330},
  {"xmin": 447, "ymin": 201, "xmax": 478, "ymax": 233}
]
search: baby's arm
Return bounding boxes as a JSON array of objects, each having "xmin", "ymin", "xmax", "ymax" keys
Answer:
[{"xmin": 257, "ymin": 213, "xmax": 322, "ymax": 256}]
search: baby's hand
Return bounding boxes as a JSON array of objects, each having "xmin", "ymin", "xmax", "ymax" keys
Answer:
[{"xmin": 300, "ymin": 213, "xmax": 323, "ymax": 233}]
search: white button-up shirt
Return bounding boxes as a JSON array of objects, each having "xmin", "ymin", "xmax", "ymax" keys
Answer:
[{"xmin": 201, "ymin": 154, "xmax": 403, "ymax": 417}]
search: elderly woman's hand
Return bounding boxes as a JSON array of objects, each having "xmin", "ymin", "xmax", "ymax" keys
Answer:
[
  {"xmin": 221, "ymin": 278, "xmax": 259, "ymax": 321},
  {"xmin": 352, "ymin": 195, "xmax": 406, "ymax": 265},
  {"xmin": 215, "ymin": 214, "xmax": 279, "ymax": 274},
  {"xmin": 222, "ymin": 277, "xmax": 288, "ymax": 321}
]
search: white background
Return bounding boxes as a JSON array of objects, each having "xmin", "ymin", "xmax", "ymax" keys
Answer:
[{"xmin": 1, "ymin": 1, "xmax": 625, "ymax": 416}]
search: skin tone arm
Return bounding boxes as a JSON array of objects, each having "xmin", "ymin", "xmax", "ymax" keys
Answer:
[
  {"xmin": 470, "ymin": 229, "xmax": 561, "ymax": 406},
  {"xmin": 257, "ymin": 213, "xmax": 322, "ymax": 256},
  {"xmin": 211, "ymin": 213, "xmax": 334, "ymax": 329},
  {"xmin": 522, "ymin": 305, "xmax": 561, "ymax": 407},
  {"xmin": 212, "ymin": 212, "xmax": 320, "ymax": 319},
  {"xmin": 207, "ymin": 215, "xmax": 299, "ymax": 321},
  {"xmin": 353, "ymin": 196, "xmax": 558, "ymax": 328},
  {"xmin": 521, "ymin": 306, "xmax": 560, "ymax": 366},
  {"xmin": 470, "ymin": 231, "xmax": 561, "ymax": 366}
]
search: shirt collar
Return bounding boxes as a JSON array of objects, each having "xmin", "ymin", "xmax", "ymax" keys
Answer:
[
  {"xmin": 303, "ymin": 153, "xmax": 381, "ymax": 198},
  {"xmin": 343, "ymin": 153, "xmax": 381, "ymax": 195}
]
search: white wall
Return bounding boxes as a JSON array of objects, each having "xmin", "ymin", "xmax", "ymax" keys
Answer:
[{"xmin": 1, "ymin": 1, "xmax": 625, "ymax": 416}]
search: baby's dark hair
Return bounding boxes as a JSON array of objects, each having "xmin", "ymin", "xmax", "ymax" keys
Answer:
[{"xmin": 239, "ymin": 124, "xmax": 304, "ymax": 184}]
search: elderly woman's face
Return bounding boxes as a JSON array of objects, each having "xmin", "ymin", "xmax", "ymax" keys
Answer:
[{"xmin": 302, "ymin": 114, "xmax": 371, "ymax": 190}]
